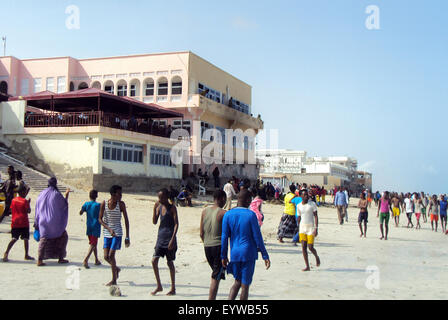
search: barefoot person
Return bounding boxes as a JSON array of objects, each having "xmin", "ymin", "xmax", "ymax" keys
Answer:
[
  {"xmin": 414, "ymin": 193, "xmax": 423, "ymax": 230},
  {"xmin": 439, "ymin": 195, "xmax": 447, "ymax": 233},
  {"xmin": 377, "ymin": 191, "xmax": 393, "ymax": 240},
  {"xmin": 358, "ymin": 192, "xmax": 369, "ymax": 238},
  {"xmin": 391, "ymin": 193, "xmax": 401, "ymax": 228},
  {"xmin": 200, "ymin": 190, "xmax": 227, "ymax": 300},
  {"xmin": 151, "ymin": 189, "xmax": 179, "ymax": 296},
  {"xmin": 222, "ymin": 190, "xmax": 270, "ymax": 300},
  {"xmin": 34, "ymin": 178, "xmax": 71, "ymax": 266},
  {"xmin": 297, "ymin": 190, "xmax": 320, "ymax": 271},
  {"xmin": 3, "ymin": 186, "xmax": 34, "ymax": 262},
  {"xmin": 99, "ymin": 185, "xmax": 130, "ymax": 286},
  {"xmin": 428, "ymin": 195, "xmax": 439, "ymax": 232},
  {"xmin": 79, "ymin": 190, "xmax": 102, "ymax": 269},
  {"xmin": 403, "ymin": 193, "xmax": 414, "ymax": 228}
]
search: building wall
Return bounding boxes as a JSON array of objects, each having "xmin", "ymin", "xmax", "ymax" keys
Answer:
[
  {"xmin": 188, "ymin": 53, "xmax": 252, "ymax": 110},
  {"xmin": 0, "ymin": 100, "xmax": 26, "ymax": 134}
]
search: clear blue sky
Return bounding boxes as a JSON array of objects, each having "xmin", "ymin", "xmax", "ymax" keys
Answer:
[{"xmin": 1, "ymin": 0, "xmax": 447, "ymax": 194}]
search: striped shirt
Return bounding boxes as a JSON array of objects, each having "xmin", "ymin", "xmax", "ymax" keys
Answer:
[{"xmin": 103, "ymin": 201, "xmax": 123, "ymax": 238}]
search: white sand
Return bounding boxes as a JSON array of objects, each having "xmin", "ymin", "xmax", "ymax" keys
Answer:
[{"xmin": 0, "ymin": 191, "xmax": 447, "ymax": 300}]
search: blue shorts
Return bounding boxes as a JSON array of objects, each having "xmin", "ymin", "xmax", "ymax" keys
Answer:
[
  {"xmin": 226, "ymin": 260, "xmax": 256, "ymax": 286},
  {"xmin": 104, "ymin": 237, "xmax": 122, "ymax": 251}
]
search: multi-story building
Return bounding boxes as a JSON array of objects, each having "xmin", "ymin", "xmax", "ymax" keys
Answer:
[
  {"xmin": 0, "ymin": 52, "xmax": 264, "ymax": 189},
  {"xmin": 257, "ymin": 149, "xmax": 372, "ymax": 192}
]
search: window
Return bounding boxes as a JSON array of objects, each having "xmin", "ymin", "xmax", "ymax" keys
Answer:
[
  {"xmin": 21, "ymin": 79, "xmax": 29, "ymax": 95},
  {"xmin": 117, "ymin": 85, "xmax": 127, "ymax": 97},
  {"xmin": 198, "ymin": 82, "xmax": 221, "ymax": 103},
  {"xmin": 172, "ymin": 77, "xmax": 182, "ymax": 95},
  {"xmin": 158, "ymin": 79, "xmax": 168, "ymax": 95},
  {"xmin": 103, "ymin": 140, "xmax": 143, "ymax": 164},
  {"xmin": 130, "ymin": 84, "xmax": 137, "ymax": 97},
  {"xmin": 145, "ymin": 82, "xmax": 154, "ymax": 96},
  {"xmin": 105, "ymin": 86, "xmax": 114, "ymax": 94},
  {"xmin": 57, "ymin": 77, "xmax": 66, "ymax": 93},
  {"xmin": 150, "ymin": 147, "xmax": 175, "ymax": 167},
  {"xmin": 46, "ymin": 77, "xmax": 55, "ymax": 92},
  {"xmin": 201, "ymin": 122, "xmax": 214, "ymax": 141}
]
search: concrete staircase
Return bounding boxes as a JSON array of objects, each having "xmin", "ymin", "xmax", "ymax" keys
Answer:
[{"xmin": 0, "ymin": 152, "xmax": 69, "ymax": 194}]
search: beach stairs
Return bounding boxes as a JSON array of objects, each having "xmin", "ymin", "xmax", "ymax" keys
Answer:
[{"xmin": 0, "ymin": 151, "xmax": 70, "ymax": 194}]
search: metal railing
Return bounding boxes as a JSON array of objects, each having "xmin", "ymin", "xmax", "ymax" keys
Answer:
[{"xmin": 24, "ymin": 111, "xmax": 186, "ymax": 139}]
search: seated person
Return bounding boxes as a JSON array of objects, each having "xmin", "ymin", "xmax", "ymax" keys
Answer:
[{"xmin": 177, "ymin": 189, "xmax": 193, "ymax": 207}]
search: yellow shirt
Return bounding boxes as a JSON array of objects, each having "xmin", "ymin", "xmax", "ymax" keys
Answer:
[{"xmin": 284, "ymin": 193, "xmax": 296, "ymax": 216}]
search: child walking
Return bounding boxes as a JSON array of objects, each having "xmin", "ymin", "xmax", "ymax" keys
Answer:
[
  {"xmin": 99, "ymin": 185, "xmax": 130, "ymax": 286},
  {"xmin": 151, "ymin": 189, "xmax": 179, "ymax": 296},
  {"xmin": 79, "ymin": 190, "xmax": 102, "ymax": 268},
  {"xmin": 3, "ymin": 186, "xmax": 34, "ymax": 262}
]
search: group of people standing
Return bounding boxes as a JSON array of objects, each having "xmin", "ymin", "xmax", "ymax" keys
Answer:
[{"xmin": 356, "ymin": 190, "xmax": 448, "ymax": 240}]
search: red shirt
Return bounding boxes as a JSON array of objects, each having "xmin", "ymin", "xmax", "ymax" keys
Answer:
[{"xmin": 10, "ymin": 197, "xmax": 30, "ymax": 229}]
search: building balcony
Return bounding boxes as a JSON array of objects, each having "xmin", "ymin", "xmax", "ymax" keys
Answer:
[{"xmin": 187, "ymin": 94, "xmax": 264, "ymax": 131}]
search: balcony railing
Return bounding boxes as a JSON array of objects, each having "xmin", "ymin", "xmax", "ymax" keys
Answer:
[{"xmin": 24, "ymin": 111, "xmax": 189, "ymax": 139}]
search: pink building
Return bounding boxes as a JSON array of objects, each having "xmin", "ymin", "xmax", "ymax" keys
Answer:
[{"xmin": 0, "ymin": 51, "xmax": 264, "ymax": 187}]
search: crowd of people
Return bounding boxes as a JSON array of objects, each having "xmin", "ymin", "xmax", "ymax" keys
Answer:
[{"xmin": 1, "ymin": 168, "xmax": 447, "ymax": 300}]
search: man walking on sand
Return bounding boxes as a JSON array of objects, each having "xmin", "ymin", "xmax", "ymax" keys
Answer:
[
  {"xmin": 297, "ymin": 190, "xmax": 320, "ymax": 271},
  {"xmin": 223, "ymin": 180, "xmax": 237, "ymax": 211},
  {"xmin": 221, "ymin": 190, "xmax": 270, "ymax": 300},
  {"xmin": 391, "ymin": 193, "xmax": 401, "ymax": 228},
  {"xmin": 334, "ymin": 187, "xmax": 347, "ymax": 225},
  {"xmin": 403, "ymin": 193, "xmax": 414, "ymax": 228}
]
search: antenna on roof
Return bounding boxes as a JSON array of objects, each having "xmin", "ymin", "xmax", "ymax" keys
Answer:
[{"xmin": 1, "ymin": 37, "xmax": 6, "ymax": 56}]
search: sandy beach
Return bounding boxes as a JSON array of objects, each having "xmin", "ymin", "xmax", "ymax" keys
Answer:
[{"xmin": 0, "ymin": 190, "xmax": 447, "ymax": 300}]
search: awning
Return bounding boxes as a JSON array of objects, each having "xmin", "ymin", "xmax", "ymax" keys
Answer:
[{"xmin": 10, "ymin": 88, "xmax": 183, "ymax": 119}]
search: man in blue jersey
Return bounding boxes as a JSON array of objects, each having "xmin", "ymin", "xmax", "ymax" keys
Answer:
[{"xmin": 221, "ymin": 189, "xmax": 271, "ymax": 300}]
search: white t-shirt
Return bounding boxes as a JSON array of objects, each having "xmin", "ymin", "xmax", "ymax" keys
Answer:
[
  {"xmin": 404, "ymin": 198, "xmax": 413, "ymax": 213},
  {"xmin": 298, "ymin": 201, "xmax": 318, "ymax": 235}
]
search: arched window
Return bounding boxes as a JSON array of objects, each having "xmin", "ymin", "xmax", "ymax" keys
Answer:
[
  {"xmin": 157, "ymin": 77, "xmax": 168, "ymax": 96},
  {"xmin": 144, "ymin": 78, "xmax": 154, "ymax": 96},
  {"xmin": 69, "ymin": 82, "xmax": 75, "ymax": 92},
  {"xmin": 0, "ymin": 81, "xmax": 8, "ymax": 94},
  {"xmin": 91, "ymin": 81, "xmax": 101, "ymax": 90},
  {"xmin": 78, "ymin": 82, "xmax": 88, "ymax": 90},
  {"xmin": 104, "ymin": 80, "xmax": 114, "ymax": 94},
  {"xmin": 117, "ymin": 80, "xmax": 128, "ymax": 97},
  {"xmin": 129, "ymin": 79, "xmax": 140, "ymax": 97},
  {"xmin": 171, "ymin": 76, "xmax": 182, "ymax": 95}
]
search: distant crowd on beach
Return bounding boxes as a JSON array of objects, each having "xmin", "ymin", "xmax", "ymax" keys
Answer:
[{"xmin": 0, "ymin": 165, "xmax": 446, "ymax": 300}]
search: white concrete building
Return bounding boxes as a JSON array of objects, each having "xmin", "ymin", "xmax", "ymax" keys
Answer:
[{"xmin": 256, "ymin": 149, "xmax": 363, "ymax": 190}]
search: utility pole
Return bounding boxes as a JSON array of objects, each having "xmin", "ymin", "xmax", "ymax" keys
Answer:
[{"xmin": 1, "ymin": 37, "xmax": 6, "ymax": 56}]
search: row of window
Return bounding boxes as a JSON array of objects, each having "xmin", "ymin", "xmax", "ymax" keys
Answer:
[
  {"xmin": 102, "ymin": 140, "xmax": 176, "ymax": 168},
  {"xmin": 198, "ymin": 82, "xmax": 250, "ymax": 115},
  {"xmin": 150, "ymin": 147, "xmax": 176, "ymax": 167},
  {"xmin": 200, "ymin": 122, "xmax": 254, "ymax": 149},
  {"xmin": 104, "ymin": 80, "xmax": 182, "ymax": 97},
  {"xmin": 103, "ymin": 140, "xmax": 144, "ymax": 163}
]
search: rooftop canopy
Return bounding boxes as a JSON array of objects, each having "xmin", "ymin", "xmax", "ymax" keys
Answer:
[{"xmin": 9, "ymin": 88, "xmax": 183, "ymax": 119}]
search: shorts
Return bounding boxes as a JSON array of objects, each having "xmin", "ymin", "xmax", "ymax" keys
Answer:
[
  {"xmin": 154, "ymin": 246, "xmax": 177, "ymax": 262},
  {"xmin": 299, "ymin": 233, "xmax": 315, "ymax": 245},
  {"xmin": 431, "ymin": 214, "xmax": 439, "ymax": 222},
  {"xmin": 415, "ymin": 213, "xmax": 421, "ymax": 221},
  {"xmin": 393, "ymin": 207, "xmax": 400, "ymax": 217},
  {"xmin": 226, "ymin": 260, "xmax": 256, "ymax": 286},
  {"xmin": 379, "ymin": 212, "xmax": 390, "ymax": 225},
  {"xmin": 205, "ymin": 246, "xmax": 225, "ymax": 280},
  {"xmin": 104, "ymin": 237, "xmax": 122, "ymax": 251},
  {"xmin": 11, "ymin": 228, "xmax": 30, "ymax": 240},
  {"xmin": 358, "ymin": 212, "xmax": 368, "ymax": 224},
  {"xmin": 88, "ymin": 235, "xmax": 98, "ymax": 246}
]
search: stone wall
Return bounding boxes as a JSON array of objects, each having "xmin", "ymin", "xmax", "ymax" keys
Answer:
[{"xmin": 93, "ymin": 174, "xmax": 181, "ymax": 193}]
